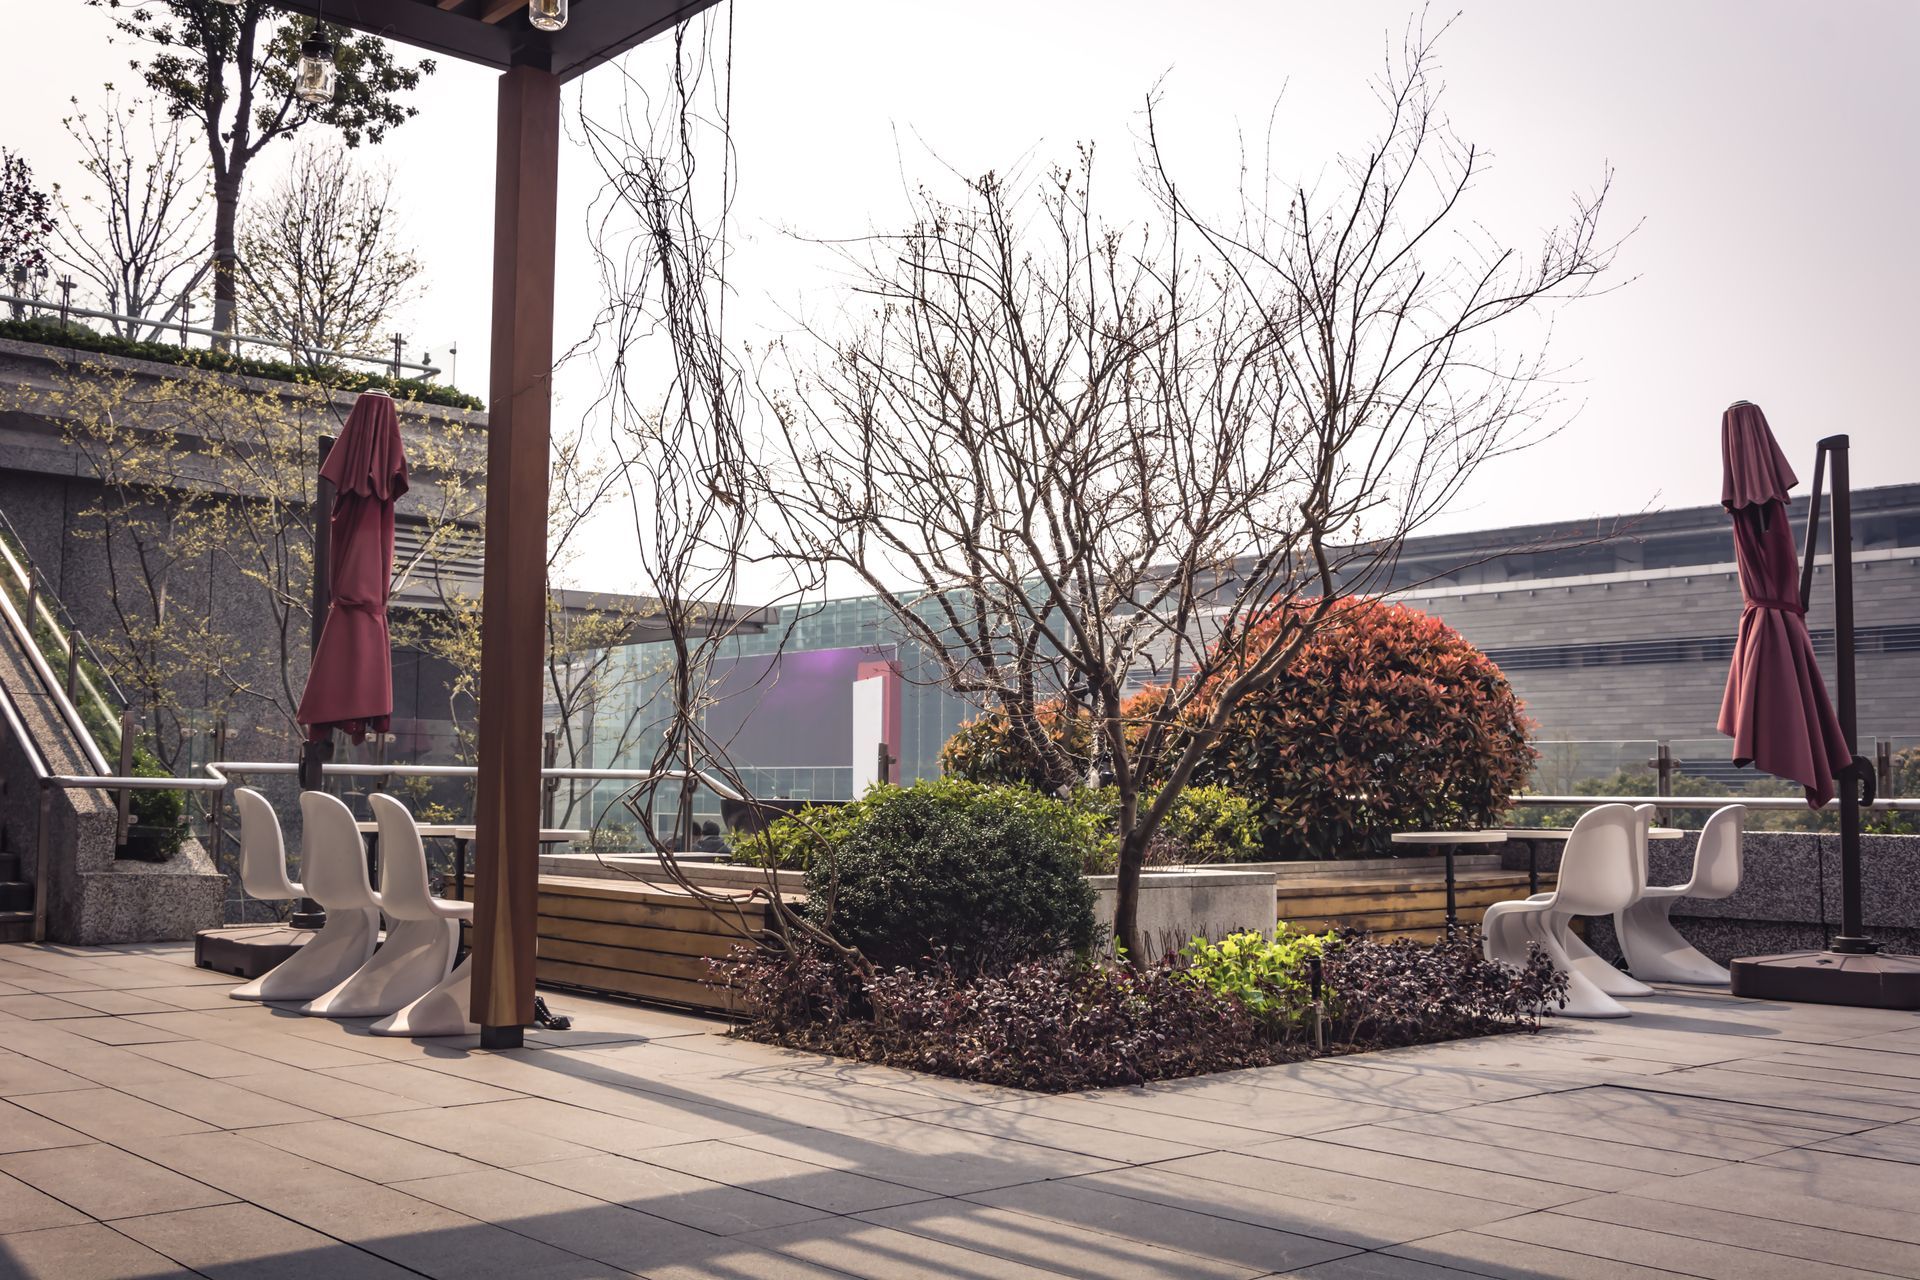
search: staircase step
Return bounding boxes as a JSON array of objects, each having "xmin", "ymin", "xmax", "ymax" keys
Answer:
[
  {"xmin": 0, "ymin": 910, "xmax": 32, "ymax": 944},
  {"xmin": 0, "ymin": 853, "xmax": 20, "ymax": 881},
  {"xmin": 0, "ymin": 881, "xmax": 30, "ymax": 913}
]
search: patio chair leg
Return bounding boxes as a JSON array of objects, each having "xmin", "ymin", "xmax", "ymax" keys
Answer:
[
  {"xmin": 1618, "ymin": 899, "xmax": 1731, "ymax": 985},
  {"xmin": 301, "ymin": 917, "xmax": 457, "ymax": 1019},
  {"xmin": 230, "ymin": 907, "xmax": 378, "ymax": 1003},
  {"xmin": 369, "ymin": 951, "xmax": 477, "ymax": 1038},
  {"xmin": 1550, "ymin": 910, "xmax": 1656, "ymax": 998}
]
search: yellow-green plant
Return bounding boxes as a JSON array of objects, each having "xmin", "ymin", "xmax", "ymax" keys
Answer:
[{"xmin": 1180, "ymin": 926, "xmax": 1335, "ymax": 1033}]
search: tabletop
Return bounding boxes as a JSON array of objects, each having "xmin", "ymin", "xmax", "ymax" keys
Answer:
[
  {"xmin": 1504, "ymin": 828, "xmax": 1685, "ymax": 841},
  {"xmin": 355, "ymin": 823, "xmax": 589, "ymax": 843},
  {"xmin": 1390, "ymin": 830, "xmax": 1508, "ymax": 844}
]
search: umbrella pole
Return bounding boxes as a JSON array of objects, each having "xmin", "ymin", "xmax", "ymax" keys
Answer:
[
  {"xmin": 290, "ymin": 433, "xmax": 339, "ymax": 931},
  {"xmin": 1825, "ymin": 436, "xmax": 1873, "ymax": 954}
]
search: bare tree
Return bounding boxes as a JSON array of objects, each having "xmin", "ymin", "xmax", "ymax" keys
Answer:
[
  {"xmin": 759, "ymin": 26, "xmax": 1621, "ymax": 961},
  {"xmin": 54, "ymin": 91, "xmax": 210, "ymax": 339},
  {"xmin": 238, "ymin": 141, "xmax": 421, "ymax": 363},
  {"xmin": 91, "ymin": 0, "xmax": 433, "ymax": 342},
  {"xmin": 0, "ymin": 149, "xmax": 56, "ymax": 288}
]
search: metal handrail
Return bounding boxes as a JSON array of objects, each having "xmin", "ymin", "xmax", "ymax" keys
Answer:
[
  {"xmin": 2, "ymin": 294, "xmax": 442, "ymax": 380},
  {"xmin": 0, "ymin": 561, "xmax": 112, "ymax": 777},
  {"xmin": 0, "ymin": 516, "xmax": 127, "ymax": 731},
  {"xmin": 1512, "ymin": 793, "xmax": 1920, "ymax": 812}
]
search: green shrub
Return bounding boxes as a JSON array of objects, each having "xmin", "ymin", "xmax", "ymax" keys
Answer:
[
  {"xmin": 1071, "ymin": 783, "xmax": 1263, "ymax": 870},
  {"xmin": 122, "ymin": 747, "xmax": 185, "ymax": 861},
  {"xmin": 1187, "ymin": 599, "xmax": 1536, "ymax": 858},
  {"xmin": 1180, "ymin": 926, "xmax": 1332, "ymax": 1033},
  {"xmin": 0, "ymin": 317, "xmax": 481, "ymax": 411},
  {"xmin": 937, "ymin": 702, "xmax": 1096, "ymax": 793},
  {"xmin": 792, "ymin": 779, "xmax": 1098, "ymax": 975}
]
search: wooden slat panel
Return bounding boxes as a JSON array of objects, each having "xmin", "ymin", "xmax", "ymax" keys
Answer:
[
  {"xmin": 536, "ymin": 916, "xmax": 747, "ymax": 959},
  {"xmin": 537, "ymin": 958, "xmax": 737, "ymax": 1012},
  {"xmin": 480, "ymin": 0, "xmax": 527, "ymax": 22},
  {"xmin": 539, "ymin": 938, "xmax": 717, "ymax": 984},
  {"xmin": 1278, "ymin": 885, "xmax": 1542, "ymax": 918}
]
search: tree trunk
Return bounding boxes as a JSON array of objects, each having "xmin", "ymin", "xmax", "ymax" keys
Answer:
[
  {"xmin": 1114, "ymin": 799, "xmax": 1148, "ymax": 966},
  {"xmin": 210, "ymin": 174, "xmax": 241, "ymax": 347}
]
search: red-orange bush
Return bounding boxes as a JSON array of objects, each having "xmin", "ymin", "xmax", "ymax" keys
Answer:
[{"xmin": 1189, "ymin": 600, "xmax": 1535, "ymax": 858}]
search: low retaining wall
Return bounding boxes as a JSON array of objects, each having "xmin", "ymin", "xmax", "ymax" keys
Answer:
[{"xmin": 1503, "ymin": 830, "xmax": 1920, "ymax": 962}]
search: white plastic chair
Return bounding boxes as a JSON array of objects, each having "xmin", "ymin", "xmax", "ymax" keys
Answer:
[
  {"xmin": 1483, "ymin": 803, "xmax": 1641, "ymax": 1018},
  {"xmin": 366, "ymin": 793, "xmax": 479, "ymax": 1037},
  {"xmin": 299, "ymin": 791, "xmax": 456, "ymax": 1019},
  {"xmin": 1537, "ymin": 805, "xmax": 1658, "ymax": 1000},
  {"xmin": 230, "ymin": 789, "xmax": 379, "ymax": 1003},
  {"xmin": 1618, "ymin": 804, "xmax": 1745, "ymax": 985}
]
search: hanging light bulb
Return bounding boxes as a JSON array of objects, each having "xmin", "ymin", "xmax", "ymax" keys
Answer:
[
  {"xmin": 528, "ymin": 0, "xmax": 568, "ymax": 32},
  {"xmin": 295, "ymin": 29, "xmax": 338, "ymax": 106}
]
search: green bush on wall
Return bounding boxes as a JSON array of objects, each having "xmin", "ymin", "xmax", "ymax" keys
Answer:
[
  {"xmin": 763, "ymin": 778, "xmax": 1099, "ymax": 976},
  {"xmin": 1070, "ymin": 783, "xmax": 1263, "ymax": 870}
]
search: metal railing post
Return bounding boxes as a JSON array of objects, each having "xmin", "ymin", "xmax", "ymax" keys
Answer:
[
  {"xmin": 115, "ymin": 710, "xmax": 135, "ymax": 848},
  {"xmin": 1878, "ymin": 740, "xmax": 1894, "ymax": 799},
  {"xmin": 33, "ymin": 783, "xmax": 52, "ymax": 942}
]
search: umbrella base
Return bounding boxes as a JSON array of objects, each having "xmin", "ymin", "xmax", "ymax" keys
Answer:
[
  {"xmin": 194, "ymin": 925, "xmax": 313, "ymax": 980},
  {"xmin": 1729, "ymin": 949, "xmax": 1920, "ymax": 1010}
]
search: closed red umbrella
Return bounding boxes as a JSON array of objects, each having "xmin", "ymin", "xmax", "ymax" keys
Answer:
[
  {"xmin": 297, "ymin": 391, "xmax": 409, "ymax": 743},
  {"xmin": 1715, "ymin": 401, "xmax": 1851, "ymax": 807}
]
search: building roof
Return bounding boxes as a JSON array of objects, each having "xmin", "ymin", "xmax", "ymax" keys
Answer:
[{"xmin": 271, "ymin": 0, "xmax": 722, "ymax": 80}]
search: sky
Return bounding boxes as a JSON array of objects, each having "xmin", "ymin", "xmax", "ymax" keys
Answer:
[{"xmin": 8, "ymin": 0, "xmax": 1920, "ymax": 597}]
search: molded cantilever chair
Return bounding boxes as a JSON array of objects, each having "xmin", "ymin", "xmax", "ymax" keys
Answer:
[
  {"xmin": 1484, "ymin": 803, "xmax": 1641, "ymax": 1018},
  {"xmin": 299, "ymin": 791, "xmax": 457, "ymax": 1019},
  {"xmin": 1618, "ymin": 804, "xmax": 1745, "ymax": 984},
  {"xmin": 366, "ymin": 793, "xmax": 478, "ymax": 1037},
  {"xmin": 1541, "ymin": 805, "xmax": 1659, "ymax": 1001},
  {"xmin": 230, "ymin": 789, "xmax": 379, "ymax": 1002}
]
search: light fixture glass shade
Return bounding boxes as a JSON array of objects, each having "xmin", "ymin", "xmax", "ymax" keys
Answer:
[
  {"xmin": 295, "ymin": 34, "xmax": 337, "ymax": 106},
  {"xmin": 529, "ymin": 0, "xmax": 567, "ymax": 32}
]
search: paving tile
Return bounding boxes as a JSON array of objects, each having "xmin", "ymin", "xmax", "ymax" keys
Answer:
[
  {"xmin": 0, "ymin": 1026, "xmax": 202, "ymax": 1090},
  {"xmin": 728, "ymin": 1113, "xmax": 1120, "ymax": 1197},
  {"xmin": 207, "ymin": 1030, "xmax": 392, "ymax": 1071},
  {"xmin": 439, "ymin": 1096, "xmax": 709, "ymax": 1157},
  {"xmin": 127, "ymin": 983, "xmax": 260, "ymax": 1011},
  {"xmin": 48, "ymin": 990, "xmax": 181, "ymax": 1017},
  {"xmin": 1476, "ymin": 1210, "xmax": 1898, "ymax": 1280},
  {"xmin": 135, "ymin": 1074, "xmax": 327, "ymax": 1130},
  {"xmin": 741, "ymin": 1214, "xmax": 1087, "ymax": 1279},
  {"xmin": 1385, "ymin": 1228, "xmax": 1698, "ymax": 1279},
  {"xmin": 1086, "ymin": 1078, "xmax": 1427, "ymax": 1139},
  {"xmin": 0, "ymin": 994, "xmax": 110, "ymax": 1021},
  {"xmin": 120, "ymin": 1130, "xmax": 375, "ymax": 1210},
  {"xmin": 1648, "ymin": 1161, "xmax": 1920, "ymax": 1246},
  {"xmin": 849, "ymin": 1197, "xmax": 1271, "ymax": 1279},
  {"xmin": 1555, "ymin": 1191, "xmax": 1920, "ymax": 1279},
  {"xmin": 636, "ymin": 1139, "xmax": 931, "ymax": 1214},
  {"xmin": 986, "ymin": 1093, "xmax": 1278, "ymax": 1152},
  {"xmin": 0, "ymin": 1050, "xmax": 89, "ymax": 1097},
  {"xmin": 916, "ymin": 1101, "xmax": 1212, "ymax": 1164},
  {"xmin": 953, "ymin": 1179, "xmax": 1359, "ymax": 1275},
  {"xmin": 1277, "ymin": 1256, "xmax": 1490, "ymax": 1279},
  {"xmin": 1618, "ymin": 1065, "xmax": 1920, "ymax": 1124},
  {"xmin": 264, "ymin": 1180, "xmax": 614, "ymax": 1280},
  {"xmin": 320, "ymin": 1060, "xmax": 526, "ymax": 1107},
  {"xmin": 33, "ymin": 1018, "xmax": 186, "ymax": 1047},
  {"xmin": 0, "ymin": 1222, "xmax": 193, "ymax": 1279},
  {"xmin": 0, "ymin": 1098, "xmax": 91, "ymax": 1153},
  {"xmin": 12, "ymin": 1088, "xmax": 214, "ymax": 1142},
  {"xmin": 1245, "ymin": 1059, "xmax": 1551, "ymax": 1111},
  {"xmin": 0, "ymin": 1168, "xmax": 91, "ymax": 1233},
  {"xmin": 1439, "ymin": 1087, "xmax": 1840, "ymax": 1159},
  {"xmin": 521, "ymin": 1152, "xmax": 831, "ymax": 1236},
  {"xmin": 248, "ymin": 1118, "xmax": 486, "ymax": 1183},
  {"xmin": 1146, "ymin": 1150, "xmax": 1530, "ymax": 1234},
  {"xmin": 112, "ymin": 1201, "xmax": 419, "ymax": 1279},
  {"xmin": 0, "ymin": 1143, "xmax": 233, "ymax": 1220},
  {"xmin": 1807, "ymin": 1121, "xmax": 1920, "ymax": 1163},
  {"xmin": 357, "ymin": 1104, "xmax": 604, "ymax": 1168},
  {"xmin": 126, "ymin": 1039, "xmax": 296, "ymax": 1079},
  {"xmin": 1236, "ymin": 1137, "xmax": 1589, "ymax": 1209},
  {"xmin": 221, "ymin": 1066, "xmax": 433, "ymax": 1118},
  {"xmin": 1068, "ymin": 1164, "xmax": 1472, "ymax": 1250},
  {"xmin": 1369, "ymin": 1111, "xmax": 1727, "ymax": 1179},
  {"xmin": 1754, "ymin": 1145, "xmax": 1920, "ymax": 1198}
]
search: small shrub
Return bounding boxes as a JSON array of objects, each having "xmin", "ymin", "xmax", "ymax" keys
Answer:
[
  {"xmin": 1180, "ymin": 926, "xmax": 1333, "ymax": 1034},
  {"xmin": 120, "ymin": 747, "xmax": 185, "ymax": 862},
  {"xmin": 1187, "ymin": 599, "xmax": 1537, "ymax": 858},
  {"xmin": 1071, "ymin": 783, "xmax": 1263, "ymax": 870},
  {"xmin": 719, "ymin": 940, "xmax": 1293, "ymax": 1091},
  {"xmin": 1321, "ymin": 928, "xmax": 1567, "ymax": 1047},
  {"xmin": 786, "ymin": 779, "xmax": 1099, "ymax": 976},
  {"xmin": 937, "ymin": 701, "xmax": 1096, "ymax": 793}
]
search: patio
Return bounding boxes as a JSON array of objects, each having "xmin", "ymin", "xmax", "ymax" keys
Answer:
[{"xmin": 0, "ymin": 943, "xmax": 1915, "ymax": 1279}]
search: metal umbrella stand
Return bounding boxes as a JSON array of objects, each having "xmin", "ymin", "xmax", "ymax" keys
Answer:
[{"xmin": 1730, "ymin": 433, "xmax": 1920, "ymax": 1007}]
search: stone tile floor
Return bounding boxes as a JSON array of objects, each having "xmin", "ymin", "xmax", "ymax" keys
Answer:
[{"xmin": 1, "ymin": 941, "xmax": 1919, "ymax": 1279}]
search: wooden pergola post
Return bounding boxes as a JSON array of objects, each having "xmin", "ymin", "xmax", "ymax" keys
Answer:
[{"xmin": 471, "ymin": 64, "xmax": 561, "ymax": 1049}]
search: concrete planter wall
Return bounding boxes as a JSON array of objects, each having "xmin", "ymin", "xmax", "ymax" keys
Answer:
[{"xmin": 1504, "ymin": 830, "xmax": 1920, "ymax": 961}]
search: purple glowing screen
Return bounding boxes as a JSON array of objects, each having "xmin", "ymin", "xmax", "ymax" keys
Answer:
[{"xmin": 703, "ymin": 646, "xmax": 892, "ymax": 767}]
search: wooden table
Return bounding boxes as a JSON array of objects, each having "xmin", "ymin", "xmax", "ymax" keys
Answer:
[{"xmin": 1390, "ymin": 830, "xmax": 1508, "ymax": 927}]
